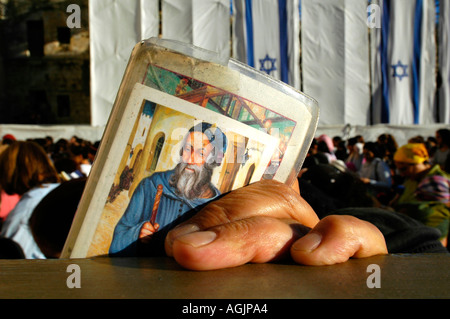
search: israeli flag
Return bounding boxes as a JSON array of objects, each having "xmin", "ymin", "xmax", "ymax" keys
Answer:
[
  {"xmin": 231, "ymin": 0, "xmax": 301, "ymax": 89},
  {"xmin": 379, "ymin": 0, "xmax": 437, "ymax": 124}
]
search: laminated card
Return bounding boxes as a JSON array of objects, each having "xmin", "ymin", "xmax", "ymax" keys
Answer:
[{"xmin": 61, "ymin": 38, "xmax": 319, "ymax": 258}]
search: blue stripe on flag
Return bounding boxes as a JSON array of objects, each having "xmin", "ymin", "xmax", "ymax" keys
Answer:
[
  {"xmin": 245, "ymin": 0, "xmax": 254, "ymax": 67},
  {"xmin": 435, "ymin": 0, "xmax": 439, "ymax": 24},
  {"xmin": 299, "ymin": 0, "xmax": 302, "ymax": 19},
  {"xmin": 380, "ymin": 0, "xmax": 391, "ymax": 123},
  {"xmin": 412, "ymin": 0, "xmax": 423, "ymax": 124},
  {"xmin": 279, "ymin": 0, "xmax": 288, "ymax": 83}
]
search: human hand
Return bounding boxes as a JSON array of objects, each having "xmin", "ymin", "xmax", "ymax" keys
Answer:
[
  {"xmin": 165, "ymin": 179, "xmax": 387, "ymax": 270},
  {"xmin": 139, "ymin": 222, "xmax": 160, "ymax": 243}
]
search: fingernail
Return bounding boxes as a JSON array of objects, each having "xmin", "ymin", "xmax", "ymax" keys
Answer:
[
  {"xmin": 292, "ymin": 232, "xmax": 322, "ymax": 252},
  {"xmin": 171, "ymin": 224, "xmax": 199, "ymax": 238},
  {"xmin": 177, "ymin": 231, "xmax": 217, "ymax": 248},
  {"xmin": 167, "ymin": 224, "xmax": 200, "ymax": 248}
]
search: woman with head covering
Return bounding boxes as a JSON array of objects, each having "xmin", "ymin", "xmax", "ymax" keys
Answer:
[
  {"xmin": 391, "ymin": 143, "xmax": 450, "ymax": 246},
  {"xmin": 316, "ymin": 134, "xmax": 337, "ymax": 163}
]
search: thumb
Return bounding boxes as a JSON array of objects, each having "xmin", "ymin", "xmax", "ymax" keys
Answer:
[{"xmin": 290, "ymin": 215, "xmax": 387, "ymax": 266}]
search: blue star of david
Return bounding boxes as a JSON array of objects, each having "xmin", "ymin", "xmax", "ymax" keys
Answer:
[
  {"xmin": 391, "ymin": 60, "xmax": 408, "ymax": 81},
  {"xmin": 259, "ymin": 54, "xmax": 277, "ymax": 75}
]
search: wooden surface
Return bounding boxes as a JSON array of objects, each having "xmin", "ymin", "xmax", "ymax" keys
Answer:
[{"xmin": 0, "ymin": 253, "xmax": 449, "ymax": 299}]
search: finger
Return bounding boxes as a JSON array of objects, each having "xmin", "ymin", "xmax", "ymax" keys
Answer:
[
  {"xmin": 144, "ymin": 222, "xmax": 157, "ymax": 232},
  {"xmin": 139, "ymin": 222, "xmax": 157, "ymax": 238},
  {"xmin": 170, "ymin": 216, "xmax": 310, "ymax": 270},
  {"xmin": 290, "ymin": 215, "xmax": 388, "ymax": 266},
  {"xmin": 139, "ymin": 229, "xmax": 153, "ymax": 239},
  {"xmin": 165, "ymin": 180, "xmax": 319, "ymax": 255}
]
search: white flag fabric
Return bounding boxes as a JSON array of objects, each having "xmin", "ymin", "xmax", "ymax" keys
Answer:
[
  {"xmin": 287, "ymin": 0, "xmax": 301, "ymax": 90},
  {"xmin": 231, "ymin": 0, "xmax": 301, "ymax": 89},
  {"xmin": 301, "ymin": 0, "xmax": 346, "ymax": 125},
  {"xmin": 302, "ymin": 0, "xmax": 371, "ymax": 125},
  {"xmin": 161, "ymin": 0, "xmax": 193, "ymax": 43},
  {"xmin": 90, "ymin": 0, "xmax": 159, "ymax": 126},
  {"xmin": 140, "ymin": 0, "xmax": 160, "ymax": 38},
  {"xmin": 418, "ymin": 0, "xmax": 437, "ymax": 124},
  {"xmin": 192, "ymin": 0, "xmax": 231, "ymax": 59},
  {"xmin": 162, "ymin": 0, "xmax": 231, "ymax": 59},
  {"xmin": 343, "ymin": 0, "xmax": 372, "ymax": 126},
  {"xmin": 379, "ymin": 0, "xmax": 437, "ymax": 125},
  {"xmin": 438, "ymin": 0, "xmax": 450, "ymax": 123}
]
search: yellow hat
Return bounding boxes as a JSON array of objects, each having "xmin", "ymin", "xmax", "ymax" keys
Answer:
[{"xmin": 394, "ymin": 143, "xmax": 429, "ymax": 164}]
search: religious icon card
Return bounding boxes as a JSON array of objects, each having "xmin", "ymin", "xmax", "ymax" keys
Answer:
[{"xmin": 61, "ymin": 38, "xmax": 318, "ymax": 258}]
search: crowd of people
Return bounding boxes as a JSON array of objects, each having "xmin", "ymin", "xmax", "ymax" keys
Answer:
[
  {"xmin": 300, "ymin": 129, "xmax": 450, "ymax": 250},
  {"xmin": 0, "ymin": 134, "xmax": 97, "ymax": 258},
  {"xmin": 0, "ymin": 127, "xmax": 448, "ymax": 268}
]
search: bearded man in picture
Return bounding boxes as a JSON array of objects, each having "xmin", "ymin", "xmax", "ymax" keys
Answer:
[{"xmin": 109, "ymin": 122, "xmax": 227, "ymax": 257}]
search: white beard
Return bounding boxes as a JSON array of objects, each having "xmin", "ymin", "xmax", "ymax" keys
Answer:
[{"xmin": 169, "ymin": 162, "xmax": 213, "ymax": 200}]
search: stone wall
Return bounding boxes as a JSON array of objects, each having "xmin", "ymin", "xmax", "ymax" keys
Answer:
[{"xmin": 0, "ymin": 0, "xmax": 90, "ymax": 124}]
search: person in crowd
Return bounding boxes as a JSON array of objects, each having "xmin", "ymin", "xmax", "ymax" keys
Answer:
[
  {"xmin": 50, "ymin": 137, "xmax": 97, "ymax": 180},
  {"xmin": 332, "ymin": 136, "xmax": 342, "ymax": 149},
  {"xmin": 50, "ymin": 138, "xmax": 70, "ymax": 162},
  {"xmin": 425, "ymin": 136, "xmax": 438, "ymax": 159},
  {"xmin": 1, "ymin": 134, "xmax": 16, "ymax": 145},
  {"xmin": 333, "ymin": 137, "xmax": 348, "ymax": 161},
  {"xmin": 391, "ymin": 143, "xmax": 450, "ymax": 247},
  {"xmin": 316, "ymin": 134, "xmax": 337, "ymax": 163},
  {"xmin": 299, "ymin": 162, "xmax": 375, "ymax": 215},
  {"xmin": 355, "ymin": 135, "xmax": 365, "ymax": 144},
  {"xmin": 358, "ymin": 142, "xmax": 393, "ymax": 204},
  {"xmin": 0, "ymin": 189, "xmax": 21, "ymax": 230},
  {"xmin": 431, "ymin": 128, "xmax": 450, "ymax": 173},
  {"xmin": 345, "ymin": 136, "xmax": 364, "ymax": 172},
  {"xmin": 376, "ymin": 133, "xmax": 398, "ymax": 166},
  {"xmin": 68, "ymin": 143, "xmax": 91, "ymax": 177},
  {"xmin": 408, "ymin": 135, "xmax": 425, "ymax": 144},
  {"xmin": 53, "ymin": 157, "xmax": 81, "ymax": 181},
  {"xmin": 29, "ymin": 178, "xmax": 87, "ymax": 258},
  {"xmin": 377, "ymin": 134, "xmax": 401, "ymax": 193},
  {"xmin": 302, "ymin": 138, "xmax": 330, "ymax": 169},
  {"xmin": 0, "ymin": 143, "xmax": 21, "ymax": 229},
  {"xmin": 0, "ymin": 141, "xmax": 60, "ymax": 258},
  {"xmin": 0, "ymin": 237, "xmax": 25, "ymax": 259}
]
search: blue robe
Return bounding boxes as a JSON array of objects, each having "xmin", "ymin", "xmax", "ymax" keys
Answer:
[{"xmin": 109, "ymin": 169, "xmax": 220, "ymax": 256}]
